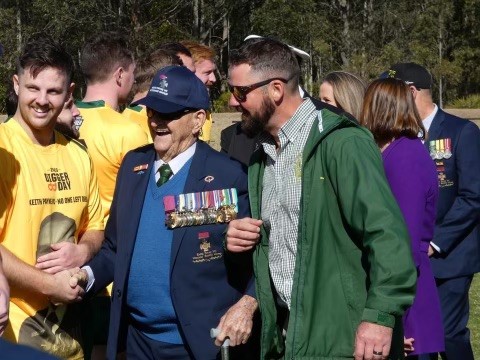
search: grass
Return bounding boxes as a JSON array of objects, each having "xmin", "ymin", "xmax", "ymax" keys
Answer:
[{"xmin": 470, "ymin": 274, "xmax": 479, "ymax": 358}]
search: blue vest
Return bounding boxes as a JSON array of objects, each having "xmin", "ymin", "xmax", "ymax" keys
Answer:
[{"xmin": 126, "ymin": 159, "xmax": 192, "ymax": 344}]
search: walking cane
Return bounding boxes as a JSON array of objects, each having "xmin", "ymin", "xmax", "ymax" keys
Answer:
[{"xmin": 210, "ymin": 327, "xmax": 230, "ymax": 360}]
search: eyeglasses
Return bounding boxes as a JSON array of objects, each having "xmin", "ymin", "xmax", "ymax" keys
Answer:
[
  {"xmin": 228, "ymin": 77, "xmax": 289, "ymax": 102},
  {"xmin": 147, "ymin": 107, "xmax": 195, "ymax": 121}
]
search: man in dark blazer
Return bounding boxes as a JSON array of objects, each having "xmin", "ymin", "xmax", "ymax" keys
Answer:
[
  {"xmin": 76, "ymin": 65, "xmax": 257, "ymax": 359},
  {"xmin": 220, "ymin": 121, "xmax": 259, "ymax": 167},
  {"xmin": 391, "ymin": 63, "xmax": 480, "ymax": 360}
]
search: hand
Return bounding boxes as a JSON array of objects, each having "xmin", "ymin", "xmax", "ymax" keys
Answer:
[
  {"xmin": 404, "ymin": 337, "xmax": 414, "ymax": 356},
  {"xmin": 69, "ymin": 268, "xmax": 89, "ymax": 289},
  {"xmin": 225, "ymin": 218, "xmax": 262, "ymax": 252},
  {"xmin": 354, "ymin": 321, "xmax": 392, "ymax": 360},
  {"xmin": 46, "ymin": 268, "xmax": 86, "ymax": 305},
  {"xmin": 36, "ymin": 241, "xmax": 89, "ymax": 274},
  {"xmin": 214, "ymin": 295, "xmax": 258, "ymax": 346},
  {"xmin": 0, "ymin": 269, "xmax": 9, "ymax": 336},
  {"xmin": 428, "ymin": 245, "xmax": 435, "ymax": 257}
]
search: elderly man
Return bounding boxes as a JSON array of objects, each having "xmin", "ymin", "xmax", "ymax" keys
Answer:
[
  {"xmin": 77, "ymin": 65, "xmax": 257, "ymax": 359},
  {"xmin": 389, "ymin": 63, "xmax": 480, "ymax": 360},
  {"xmin": 225, "ymin": 37, "xmax": 417, "ymax": 360}
]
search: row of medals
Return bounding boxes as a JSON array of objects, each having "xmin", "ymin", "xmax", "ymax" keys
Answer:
[
  {"xmin": 429, "ymin": 140, "xmax": 452, "ymax": 160},
  {"xmin": 166, "ymin": 205, "xmax": 237, "ymax": 229},
  {"xmin": 430, "ymin": 148, "xmax": 452, "ymax": 160}
]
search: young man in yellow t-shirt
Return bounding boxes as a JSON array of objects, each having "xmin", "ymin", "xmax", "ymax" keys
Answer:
[
  {"xmin": 76, "ymin": 32, "xmax": 148, "ymax": 222},
  {"xmin": 0, "ymin": 34, "xmax": 104, "ymax": 360}
]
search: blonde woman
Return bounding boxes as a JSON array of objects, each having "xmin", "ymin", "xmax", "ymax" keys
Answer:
[{"xmin": 319, "ymin": 71, "xmax": 366, "ymax": 119}]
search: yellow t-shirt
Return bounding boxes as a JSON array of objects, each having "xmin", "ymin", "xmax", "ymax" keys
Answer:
[
  {"xmin": 199, "ymin": 111, "xmax": 212, "ymax": 143},
  {"xmin": 76, "ymin": 100, "xmax": 148, "ymax": 222},
  {"xmin": 122, "ymin": 105, "xmax": 152, "ymax": 143},
  {"xmin": 0, "ymin": 119, "xmax": 104, "ymax": 359}
]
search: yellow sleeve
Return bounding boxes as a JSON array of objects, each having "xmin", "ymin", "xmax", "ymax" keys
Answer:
[{"xmin": 79, "ymin": 154, "xmax": 104, "ymax": 235}]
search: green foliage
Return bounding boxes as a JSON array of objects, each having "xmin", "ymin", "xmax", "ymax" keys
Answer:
[
  {"xmin": 213, "ymin": 92, "xmax": 235, "ymax": 113},
  {"xmin": 448, "ymin": 94, "xmax": 480, "ymax": 109},
  {"xmin": 1, "ymin": 0, "xmax": 480, "ymax": 112},
  {"xmin": 469, "ymin": 275, "xmax": 479, "ymax": 358}
]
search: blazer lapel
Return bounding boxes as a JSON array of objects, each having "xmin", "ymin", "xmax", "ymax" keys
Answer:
[
  {"xmin": 170, "ymin": 142, "xmax": 210, "ymax": 273},
  {"xmin": 123, "ymin": 149, "xmax": 155, "ymax": 262}
]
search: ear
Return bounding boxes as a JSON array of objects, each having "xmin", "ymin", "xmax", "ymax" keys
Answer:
[
  {"xmin": 270, "ymin": 79, "xmax": 285, "ymax": 102},
  {"xmin": 13, "ymin": 74, "xmax": 19, "ymax": 95},
  {"xmin": 67, "ymin": 82, "xmax": 75, "ymax": 98},
  {"xmin": 114, "ymin": 67, "xmax": 124, "ymax": 85},
  {"xmin": 409, "ymin": 85, "xmax": 417, "ymax": 99},
  {"xmin": 191, "ymin": 110, "xmax": 206, "ymax": 135}
]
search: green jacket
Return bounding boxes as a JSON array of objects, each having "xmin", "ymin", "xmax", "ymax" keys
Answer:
[{"xmin": 249, "ymin": 106, "xmax": 417, "ymax": 359}]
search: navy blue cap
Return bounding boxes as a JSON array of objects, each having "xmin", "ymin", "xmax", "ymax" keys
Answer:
[
  {"xmin": 384, "ymin": 63, "xmax": 432, "ymax": 89},
  {"xmin": 133, "ymin": 65, "xmax": 210, "ymax": 114}
]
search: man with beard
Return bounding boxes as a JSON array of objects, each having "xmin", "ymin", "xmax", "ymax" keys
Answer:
[
  {"xmin": 224, "ymin": 37, "xmax": 417, "ymax": 360},
  {"xmin": 220, "ymin": 36, "xmax": 311, "ymax": 167}
]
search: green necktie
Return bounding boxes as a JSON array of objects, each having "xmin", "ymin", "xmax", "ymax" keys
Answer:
[{"xmin": 157, "ymin": 163, "xmax": 173, "ymax": 186}]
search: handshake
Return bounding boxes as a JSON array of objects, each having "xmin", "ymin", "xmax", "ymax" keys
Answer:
[{"xmin": 47, "ymin": 268, "xmax": 89, "ymax": 305}]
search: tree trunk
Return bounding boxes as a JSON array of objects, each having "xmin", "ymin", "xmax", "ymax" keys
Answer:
[
  {"xmin": 16, "ymin": 0, "xmax": 22, "ymax": 52},
  {"xmin": 193, "ymin": 0, "xmax": 200, "ymax": 38},
  {"xmin": 338, "ymin": 0, "xmax": 350, "ymax": 67}
]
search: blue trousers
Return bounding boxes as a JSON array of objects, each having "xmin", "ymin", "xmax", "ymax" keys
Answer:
[
  {"xmin": 419, "ymin": 276, "xmax": 474, "ymax": 360},
  {"xmin": 126, "ymin": 325, "xmax": 191, "ymax": 360}
]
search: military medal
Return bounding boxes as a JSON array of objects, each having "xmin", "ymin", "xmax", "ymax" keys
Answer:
[
  {"xmin": 436, "ymin": 139, "xmax": 444, "ymax": 159},
  {"xmin": 429, "ymin": 140, "xmax": 437, "ymax": 160},
  {"xmin": 443, "ymin": 138, "xmax": 452, "ymax": 159},
  {"xmin": 164, "ymin": 188, "xmax": 239, "ymax": 228}
]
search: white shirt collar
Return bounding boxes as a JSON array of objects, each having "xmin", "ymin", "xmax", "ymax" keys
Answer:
[
  {"xmin": 154, "ymin": 142, "xmax": 197, "ymax": 180},
  {"xmin": 422, "ymin": 104, "xmax": 438, "ymax": 132}
]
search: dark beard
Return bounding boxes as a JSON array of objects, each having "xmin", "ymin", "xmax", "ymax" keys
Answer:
[
  {"xmin": 240, "ymin": 96, "xmax": 275, "ymax": 138},
  {"xmin": 55, "ymin": 122, "xmax": 79, "ymax": 139}
]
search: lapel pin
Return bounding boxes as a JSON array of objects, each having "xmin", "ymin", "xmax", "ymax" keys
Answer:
[
  {"xmin": 204, "ymin": 175, "xmax": 214, "ymax": 183},
  {"xmin": 133, "ymin": 164, "xmax": 149, "ymax": 173}
]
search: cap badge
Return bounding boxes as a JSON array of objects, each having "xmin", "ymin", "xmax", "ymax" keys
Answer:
[{"xmin": 159, "ymin": 74, "xmax": 168, "ymax": 91}]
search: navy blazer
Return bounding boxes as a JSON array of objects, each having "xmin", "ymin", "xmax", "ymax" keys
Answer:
[
  {"xmin": 426, "ymin": 109, "xmax": 480, "ymax": 278},
  {"xmin": 87, "ymin": 141, "xmax": 254, "ymax": 359}
]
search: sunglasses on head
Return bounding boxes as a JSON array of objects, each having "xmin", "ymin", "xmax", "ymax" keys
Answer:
[{"xmin": 228, "ymin": 77, "xmax": 290, "ymax": 102}]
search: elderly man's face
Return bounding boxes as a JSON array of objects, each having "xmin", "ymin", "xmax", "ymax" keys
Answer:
[
  {"xmin": 148, "ymin": 108, "xmax": 205, "ymax": 162},
  {"xmin": 228, "ymin": 64, "xmax": 275, "ymax": 137}
]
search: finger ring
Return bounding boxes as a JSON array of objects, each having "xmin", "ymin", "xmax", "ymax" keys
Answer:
[{"xmin": 373, "ymin": 350, "xmax": 383, "ymax": 355}]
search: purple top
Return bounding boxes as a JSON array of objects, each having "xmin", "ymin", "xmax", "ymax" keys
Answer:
[{"xmin": 382, "ymin": 136, "xmax": 444, "ymax": 355}]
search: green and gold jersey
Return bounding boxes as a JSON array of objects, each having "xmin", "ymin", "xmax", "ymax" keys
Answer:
[
  {"xmin": 76, "ymin": 100, "xmax": 148, "ymax": 222},
  {"xmin": 0, "ymin": 119, "xmax": 104, "ymax": 359},
  {"xmin": 122, "ymin": 105, "xmax": 152, "ymax": 143}
]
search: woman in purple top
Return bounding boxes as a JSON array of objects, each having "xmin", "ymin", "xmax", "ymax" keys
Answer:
[{"xmin": 360, "ymin": 78, "xmax": 445, "ymax": 358}]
